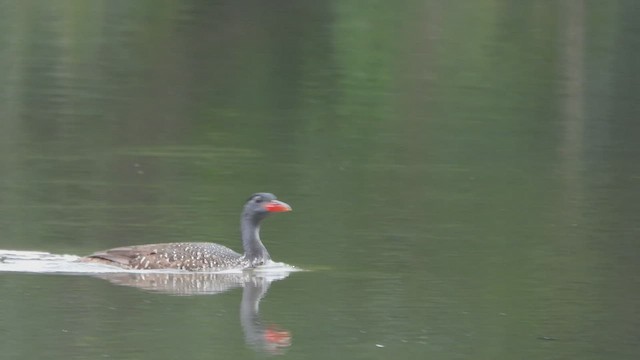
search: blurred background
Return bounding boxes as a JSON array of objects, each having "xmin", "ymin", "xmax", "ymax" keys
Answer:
[{"xmin": 0, "ymin": 1, "xmax": 639, "ymax": 359}]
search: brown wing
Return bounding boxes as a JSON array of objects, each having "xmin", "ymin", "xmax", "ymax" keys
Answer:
[
  {"xmin": 81, "ymin": 242, "xmax": 243, "ymax": 271},
  {"xmin": 82, "ymin": 243, "xmax": 168, "ymax": 269}
]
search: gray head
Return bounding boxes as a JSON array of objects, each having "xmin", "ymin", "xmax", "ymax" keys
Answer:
[
  {"xmin": 240, "ymin": 193, "xmax": 292, "ymax": 263},
  {"xmin": 242, "ymin": 193, "xmax": 292, "ymax": 223}
]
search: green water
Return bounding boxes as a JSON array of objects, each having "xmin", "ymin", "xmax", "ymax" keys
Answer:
[{"xmin": 1, "ymin": 1, "xmax": 639, "ymax": 359}]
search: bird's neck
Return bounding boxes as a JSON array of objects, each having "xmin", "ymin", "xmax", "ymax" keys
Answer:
[{"xmin": 241, "ymin": 214, "xmax": 271, "ymax": 264}]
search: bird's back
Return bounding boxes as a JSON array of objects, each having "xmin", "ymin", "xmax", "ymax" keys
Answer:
[{"xmin": 82, "ymin": 242, "xmax": 245, "ymax": 271}]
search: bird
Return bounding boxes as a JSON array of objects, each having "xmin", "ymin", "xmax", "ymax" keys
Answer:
[{"xmin": 80, "ymin": 193, "xmax": 291, "ymax": 271}]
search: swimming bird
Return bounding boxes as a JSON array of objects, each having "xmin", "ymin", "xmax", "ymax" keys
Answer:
[{"xmin": 81, "ymin": 193, "xmax": 291, "ymax": 271}]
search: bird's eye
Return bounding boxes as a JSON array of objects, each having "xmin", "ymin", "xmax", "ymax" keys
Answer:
[{"xmin": 254, "ymin": 196, "xmax": 263, "ymax": 203}]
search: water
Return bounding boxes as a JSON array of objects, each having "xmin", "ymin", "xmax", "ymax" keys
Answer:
[{"xmin": 1, "ymin": 1, "xmax": 640, "ymax": 359}]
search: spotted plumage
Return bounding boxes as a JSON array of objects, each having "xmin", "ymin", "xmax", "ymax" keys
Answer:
[{"xmin": 81, "ymin": 193, "xmax": 291, "ymax": 271}]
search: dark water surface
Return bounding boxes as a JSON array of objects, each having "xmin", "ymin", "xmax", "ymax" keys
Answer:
[{"xmin": 1, "ymin": 1, "xmax": 639, "ymax": 359}]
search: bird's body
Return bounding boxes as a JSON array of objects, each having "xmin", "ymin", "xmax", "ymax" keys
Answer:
[
  {"xmin": 81, "ymin": 193, "xmax": 291, "ymax": 271},
  {"xmin": 84, "ymin": 242, "xmax": 245, "ymax": 271}
]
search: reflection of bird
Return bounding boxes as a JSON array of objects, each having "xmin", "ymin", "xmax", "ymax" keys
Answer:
[
  {"xmin": 94, "ymin": 272, "xmax": 250, "ymax": 295},
  {"xmin": 240, "ymin": 276, "xmax": 292, "ymax": 354},
  {"xmin": 93, "ymin": 271, "xmax": 290, "ymax": 296},
  {"xmin": 264, "ymin": 326, "xmax": 292, "ymax": 348},
  {"xmin": 81, "ymin": 193, "xmax": 291, "ymax": 271},
  {"xmin": 95, "ymin": 271, "xmax": 293, "ymax": 353}
]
